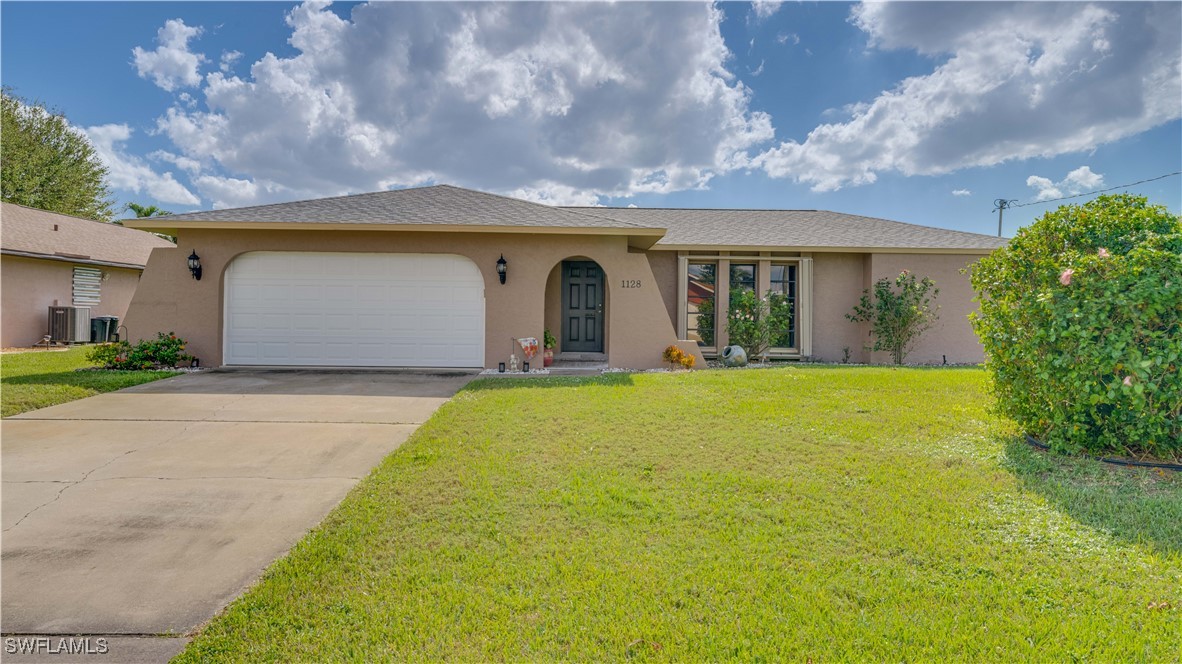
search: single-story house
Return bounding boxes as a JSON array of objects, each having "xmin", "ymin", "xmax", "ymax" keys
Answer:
[
  {"xmin": 122, "ymin": 185, "xmax": 1006, "ymax": 370},
  {"xmin": 1, "ymin": 202, "xmax": 175, "ymax": 348}
]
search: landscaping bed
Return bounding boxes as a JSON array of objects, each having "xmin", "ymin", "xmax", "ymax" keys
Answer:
[{"xmin": 177, "ymin": 367, "xmax": 1180, "ymax": 661}]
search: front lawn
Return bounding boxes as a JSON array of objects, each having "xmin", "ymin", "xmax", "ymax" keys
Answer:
[
  {"xmin": 178, "ymin": 368, "xmax": 1181, "ymax": 661},
  {"xmin": 0, "ymin": 347, "xmax": 179, "ymax": 417}
]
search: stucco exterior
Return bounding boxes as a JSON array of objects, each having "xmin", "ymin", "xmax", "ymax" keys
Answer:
[
  {"xmin": 1, "ymin": 256, "xmax": 144, "ymax": 347},
  {"xmin": 861, "ymin": 253, "xmax": 986, "ymax": 364},
  {"xmin": 125, "ymin": 229, "xmax": 692, "ymax": 369}
]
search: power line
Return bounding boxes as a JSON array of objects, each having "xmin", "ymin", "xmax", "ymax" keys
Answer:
[{"xmin": 1008, "ymin": 170, "xmax": 1182, "ymax": 208}]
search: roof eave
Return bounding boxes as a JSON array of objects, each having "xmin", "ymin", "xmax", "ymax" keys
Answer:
[
  {"xmin": 1, "ymin": 248, "xmax": 149, "ymax": 270},
  {"xmin": 651, "ymin": 244, "xmax": 1003, "ymax": 254}
]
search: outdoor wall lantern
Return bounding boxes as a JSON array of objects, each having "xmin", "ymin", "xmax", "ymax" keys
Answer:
[
  {"xmin": 496, "ymin": 254, "xmax": 507, "ymax": 284},
  {"xmin": 187, "ymin": 251, "xmax": 203, "ymax": 281}
]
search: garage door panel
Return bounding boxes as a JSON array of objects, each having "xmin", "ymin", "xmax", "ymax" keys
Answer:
[{"xmin": 225, "ymin": 252, "xmax": 484, "ymax": 367}]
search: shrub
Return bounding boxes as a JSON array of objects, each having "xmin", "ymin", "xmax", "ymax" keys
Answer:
[
  {"xmin": 86, "ymin": 341, "xmax": 130, "ymax": 367},
  {"xmin": 543, "ymin": 328, "xmax": 557, "ymax": 350},
  {"xmin": 846, "ymin": 271, "xmax": 940, "ymax": 365},
  {"xmin": 725, "ymin": 289, "xmax": 793, "ymax": 359},
  {"xmin": 970, "ymin": 194, "xmax": 1181, "ymax": 459},
  {"xmin": 661, "ymin": 345, "xmax": 697, "ymax": 370},
  {"xmin": 89, "ymin": 332, "xmax": 194, "ymax": 370}
]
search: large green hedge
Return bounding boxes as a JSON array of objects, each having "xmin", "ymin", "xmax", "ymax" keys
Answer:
[{"xmin": 970, "ymin": 194, "xmax": 1181, "ymax": 459}]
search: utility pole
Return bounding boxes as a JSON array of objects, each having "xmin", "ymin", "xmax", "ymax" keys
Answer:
[{"xmin": 992, "ymin": 199, "xmax": 1016, "ymax": 237}]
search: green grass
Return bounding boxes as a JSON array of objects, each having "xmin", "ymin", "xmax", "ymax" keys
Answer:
[
  {"xmin": 0, "ymin": 347, "xmax": 179, "ymax": 417},
  {"xmin": 177, "ymin": 367, "xmax": 1182, "ymax": 662}
]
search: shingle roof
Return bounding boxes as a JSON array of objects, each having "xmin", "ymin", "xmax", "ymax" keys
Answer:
[
  {"xmin": 1, "ymin": 203, "xmax": 174, "ymax": 268},
  {"xmin": 564, "ymin": 207, "xmax": 1008, "ymax": 251},
  {"xmin": 152, "ymin": 184, "xmax": 646, "ymax": 229},
  {"xmin": 124, "ymin": 183, "xmax": 1007, "ymax": 252}
]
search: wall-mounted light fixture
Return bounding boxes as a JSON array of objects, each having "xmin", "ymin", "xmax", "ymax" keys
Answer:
[
  {"xmin": 496, "ymin": 254, "xmax": 507, "ymax": 284},
  {"xmin": 187, "ymin": 251, "xmax": 203, "ymax": 281}
]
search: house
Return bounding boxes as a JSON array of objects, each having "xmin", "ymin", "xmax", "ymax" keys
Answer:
[
  {"xmin": 1, "ymin": 203, "xmax": 175, "ymax": 347},
  {"xmin": 122, "ymin": 185, "xmax": 1006, "ymax": 370}
]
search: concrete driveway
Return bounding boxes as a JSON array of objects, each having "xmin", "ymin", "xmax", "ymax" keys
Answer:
[{"xmin": 2, "ymin": 370, "xmax": 473, "ymax": 662}]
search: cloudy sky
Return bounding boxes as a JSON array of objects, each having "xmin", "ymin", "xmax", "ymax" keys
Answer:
[{"xmin": 2, "ymin": 1, "xmax": 1179, "ymax": 235}]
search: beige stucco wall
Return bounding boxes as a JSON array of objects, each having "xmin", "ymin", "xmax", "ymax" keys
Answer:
[
  {"xmin": 123, "ymin": 229, "xmax": 682, "ymax": 370},
  {"xmin": 645, "ymin": 251, "xmax": 679, "ymax": 333},
  {"xmin": 1, "ymin": 256, "xmax": 143, "ymax": 347},
  {"xmin": 810, "ymin": 252, "xmax": 872, "ymax": 363},
  {"xmin": 864, "ymin": 253, "xmax": 987, "ymax": 365}
]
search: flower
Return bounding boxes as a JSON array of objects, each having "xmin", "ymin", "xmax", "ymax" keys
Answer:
[
  {"xmin": 1098, "ymin": 247, "xmax": 1110, "ymax": 258},
  {"xmin": 1059, "ymin": 269, "xmax": 1074, "ymax": 286},
  {"xmin": 1123, "ymin": 375, "xmax": 1133, "ymax": 387}
]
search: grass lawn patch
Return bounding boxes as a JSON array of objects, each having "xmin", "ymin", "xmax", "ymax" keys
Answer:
[
  {"xmin": 0, "ymin": 347, "xmax": 179, "ymax": 417},
  {"xmin": 178, "ymin": 367, "xmax": 1181, "ymax": 661}
]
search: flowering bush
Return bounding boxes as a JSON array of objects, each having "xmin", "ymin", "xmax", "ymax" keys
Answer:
[
  {"xmin": 970, "ymin": 194, "xmax": 1181, "ymax": 459},
  {"xmin": 846, "ymin": 271, "xmax": 939, "ymax": 365},
  {"xmin": 725, "ymin": 289, "xmax": 793, "ymax": 359},
  {"xmin": 88, "ymin": 332, "xmax": 194, "ymax": 370}
]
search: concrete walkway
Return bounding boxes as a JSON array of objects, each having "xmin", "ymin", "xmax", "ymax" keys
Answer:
[{"xmin": 1, "ymin": 370, "xmax": 473, "ymax": 662}]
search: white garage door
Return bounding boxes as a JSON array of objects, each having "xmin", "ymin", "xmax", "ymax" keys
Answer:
[{"xmin": 224, "ymin": 252, "xmax": 485, "ymax": 367}]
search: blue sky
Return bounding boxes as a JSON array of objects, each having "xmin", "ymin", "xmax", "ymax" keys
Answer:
[{"xmin": 2, "ymin": 1, "xmax": 1179, "ymax": 237}]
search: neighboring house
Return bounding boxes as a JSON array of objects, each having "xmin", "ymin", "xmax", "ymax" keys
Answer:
[
  {"xmin": 123, "ymin": 185, "xmax": 1006, "ymax": 370},
  {"xmin": 1, "ymin": 203, "xmax": 175, "ymax": 347}
]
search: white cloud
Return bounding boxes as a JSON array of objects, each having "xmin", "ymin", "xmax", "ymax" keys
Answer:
[
  {"xmin": 1062, "ymin": 165, "xmax": 1104, "ymax": 192},
  {"xmin": 777, "ymin": 32, "xmax": 800, "ymax": 46},
  {"xmin": 756, "ymin": 2, "xmax": 1181, "ymax": 191},
  {"xmin": 219, "ymin": 50, "xmax": 243, "ymax": 73},
  {"xmin": 750, "ymin": 1, "xmax": 783, "ymax": 22},
  {"xmin": 1027, "ymin": 166, "xmax": 1104, "ymax": 201},
  {"xmin": 83, "ymin": 124, "xmax": 200, "ymax": 205},
  {"xmin": 148, "ymin": 149, "xmax": 203, "ymax": 175},
  {"xmin": 132, "ymin": 19, "xmax": 206, "ymax": 92},
  {"xmin": 152, "ymin": 1, "xmax": 773, "ymax": 207},
  {"xmin": 951, "ymin": 189, "xmax": 971, "ymax": 197}
]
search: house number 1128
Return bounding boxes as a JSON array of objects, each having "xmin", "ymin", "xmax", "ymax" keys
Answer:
[{"xmin": 621, "ymin": 279, "xmax": 642, "ymax": 288}]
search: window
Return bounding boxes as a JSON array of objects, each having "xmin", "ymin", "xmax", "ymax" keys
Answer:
[
  {"xmin": 729, "ymin": 263, "xmax": 756, "ymax": 293},
  {"xmin": 686, "ymin": 262, "xmax": 716, "ymax": 347},
  {"xmin": 770, "ymin": 263, "xmax": 797, "ymax": 348}
]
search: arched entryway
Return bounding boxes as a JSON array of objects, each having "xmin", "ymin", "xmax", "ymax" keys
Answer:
[{"xmin": 544, "ymin": 257, "xmax": 608, "ymax": 362}]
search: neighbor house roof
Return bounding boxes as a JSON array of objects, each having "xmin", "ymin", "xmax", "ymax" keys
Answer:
[
  {"xmin": 563, "ymin": 207, "xmax": 1009, "ymax": 253},
  {"xmin": 1, "ymin": 202, "xmax": 174, "ymax": 269}
]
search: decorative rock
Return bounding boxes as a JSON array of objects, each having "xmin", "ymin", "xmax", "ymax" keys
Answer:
[{"xmin": 721, "ymin": 345, "xmax": 748, "ymax": 367}]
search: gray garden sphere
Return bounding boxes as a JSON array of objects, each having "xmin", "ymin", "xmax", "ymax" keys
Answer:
[{"xmin": 721, "ymin": 345, "xmax": 748, "ymax": 367}]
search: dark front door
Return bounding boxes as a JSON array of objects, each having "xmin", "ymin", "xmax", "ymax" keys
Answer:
[{"xmin": 562, "ymin": 261, "xmax": 604, "ymax": 353}]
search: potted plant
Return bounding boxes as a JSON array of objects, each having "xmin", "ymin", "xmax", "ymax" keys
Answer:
[{"xmin": 543, "ymin": 328, "xmax": 557, "ymax": 367}]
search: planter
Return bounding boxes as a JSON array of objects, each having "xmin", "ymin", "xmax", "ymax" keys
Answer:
[{"xmin": 543, "ymin": 348, "xmax": 554, "ymax": 367}]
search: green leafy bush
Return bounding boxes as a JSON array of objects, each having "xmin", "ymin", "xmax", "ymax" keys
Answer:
[
  {"xmin": 846, "ymin": 271, "xmax": 940, "ymax": 365},
  {"xmin": 85, "ymin": 341, "xmax": 130, "ymax": 367},
  {"xmin": 88, "ymin": 332, "xmax": 193, "ymax": 370},
  {"xmin": 970, "ymin": 194, "xmax": 1181, "ymax": 459},
  {"xmin": 725, "ymin": 289, "xmax": 793, "ymax": 359}
]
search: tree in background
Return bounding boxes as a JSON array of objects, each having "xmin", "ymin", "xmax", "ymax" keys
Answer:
[
  {"xmin": 847, "ymin": 271, "xmax": 940, "ymax": 365},
  {"xmin": 1, "ymin": 88, "xmax": 115, "ymax": 221},
  {"xmin": 125, "ymin": 202, "xmax": 171, "ymax": 218}
]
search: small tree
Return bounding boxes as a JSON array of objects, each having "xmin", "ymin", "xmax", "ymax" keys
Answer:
[
  {"xmin": 846, "ymin": 271, "xmax": 939, "ymax": 365},
  {"xmin": 725, "ymin": 289, "xmax": 793, "ymax": 359},
  {"xmin": 1, "ymin": 88, "xmax": 115, "ymax": 221}
]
